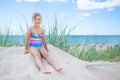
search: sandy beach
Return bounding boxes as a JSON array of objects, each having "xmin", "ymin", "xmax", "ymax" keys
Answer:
[{"xmin": 0, "ymin": 45, "xmax": 120, "ymax": 80}]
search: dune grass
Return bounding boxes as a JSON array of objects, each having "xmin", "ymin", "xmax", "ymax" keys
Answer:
[
  {"xmin": 68, "ymin": 42, "xmax": 120, "ymax": 62},
  {"xmin": 0, "ymin": 22, "xmax": 24, "ymax": 46},
  {"xmin": 47, "ymin": 16, "xmax": 76, "ymax": 52}
]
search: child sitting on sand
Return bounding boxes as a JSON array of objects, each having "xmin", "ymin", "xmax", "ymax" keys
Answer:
[{"xmin": 24, "ymin": 12, "xmax": 62, "ymax": 74}]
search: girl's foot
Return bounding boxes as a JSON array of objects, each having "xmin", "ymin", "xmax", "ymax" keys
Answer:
[
  {"xmin": 42, "ymin": 71, "xmax": 51, "ymax": 74},
  {"xmin": 52, "ymin": 64, "xmax": 63, "ymax": 72},
  {"xmin": 56, "ymin": 67, "xmax": 63, "ymax": 72},
  {"xmin": 41, "ymin": 68, "xmax": 51, "ymax": 74}
]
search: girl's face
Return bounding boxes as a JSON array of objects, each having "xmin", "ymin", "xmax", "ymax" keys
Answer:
[{"xmin": 32, "ymin": 16, "xmax": 42, "ymax": 26}]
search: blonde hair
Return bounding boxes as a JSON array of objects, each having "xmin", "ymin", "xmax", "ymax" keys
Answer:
[{"xmin": 32, "ymin": 12, "xmax": 42, "ymax": 20}]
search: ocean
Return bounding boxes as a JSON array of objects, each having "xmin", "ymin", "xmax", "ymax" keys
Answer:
[
  {"xmin": 68, "ymin": 35, "xmax": 120, "ymax": 45},
  {"xmin": 1, "ymin": 35, "xmax": 120, "ymax": 46}
]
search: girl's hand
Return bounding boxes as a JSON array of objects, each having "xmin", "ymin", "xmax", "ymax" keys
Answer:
[
  {"xmin": 45, "ymin": 48, "xmax": 49, "ymax": 52},
  {"xmin": 24, "ymin": 50, "xmax": 29, "ymax": 54},
  {"xmin": 47, "ymin": 49, "xmax": 49, "ymax": 53}
]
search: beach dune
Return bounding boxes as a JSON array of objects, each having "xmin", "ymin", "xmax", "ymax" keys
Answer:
[{"xmin": 0, "ymin": 45, "xmax": 120, "ymax": 80}]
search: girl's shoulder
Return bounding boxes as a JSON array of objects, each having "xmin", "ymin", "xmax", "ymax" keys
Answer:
[
  {"xmin": 28, "ymin": 27, "xmax": 32, "ymax": 30},
  {"xmin": 27, "ymin": 26, "xmax": 33, "ymax": 33},
  {"xmin": 39, "ymin": 27, "xmax": 44, "ymax": 33}
]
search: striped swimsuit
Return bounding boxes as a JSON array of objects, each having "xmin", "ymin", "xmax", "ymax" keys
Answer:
[{"xmin": 29, "ymin": 33, "xmax": 43, "ymax": 49}]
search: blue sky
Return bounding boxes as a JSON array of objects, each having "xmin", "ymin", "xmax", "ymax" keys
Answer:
[{"xmin": 0, "ymin": 0, "xmax": 120, "ymax": 35}]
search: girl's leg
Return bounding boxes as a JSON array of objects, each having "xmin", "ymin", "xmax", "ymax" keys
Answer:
[
  {"xmin": 29, "ymin": 46, "xmax": 51, "ymax": 74},
  {"xmin": 39, "ymin": 47, "xmax": 62, "ymax": 72}
]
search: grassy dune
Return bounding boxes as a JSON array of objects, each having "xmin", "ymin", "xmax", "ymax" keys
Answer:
[{"xmin": 0, "ymin": 17, "xmax": 120, "ymax": 62}]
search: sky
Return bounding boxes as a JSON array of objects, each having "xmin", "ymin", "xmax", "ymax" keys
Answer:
[{"xmin": 0, "ymin": 0, "xmax": 120, "ymax": 35}]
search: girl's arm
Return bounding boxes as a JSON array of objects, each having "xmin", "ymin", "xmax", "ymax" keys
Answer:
[
  {"xmin": 24, "ymin": 28, "xmax": 31, "ymax": 51},
  {"xmin": 42, "ymin": 30, "xmax": 49, "ymax": 52}
]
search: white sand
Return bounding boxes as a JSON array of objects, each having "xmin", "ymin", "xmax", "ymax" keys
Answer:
[{"xmin": 0, "ymin": 45, "xmax": 120, "ymax": 80}]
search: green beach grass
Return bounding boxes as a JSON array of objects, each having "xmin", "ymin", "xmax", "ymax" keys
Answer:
[
  {"xmin": 68, "ymin": 42, "xmax": 120, "ymax": 62},
  {"xmin": 0, "ymin": 17, "xmax": 120, "ymax": 62}
]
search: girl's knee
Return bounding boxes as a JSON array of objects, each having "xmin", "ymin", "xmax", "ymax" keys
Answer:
[
  {"xmin": 42, "ymin": 53, "xmax": 49, "ymax": 58},
  {"xmin": 34, "ymin": 53, "xmax": 41, "ymax": 58},
  {"xmin": 39, "ymin": 47, "xmax": 48, "ymax": 57}
]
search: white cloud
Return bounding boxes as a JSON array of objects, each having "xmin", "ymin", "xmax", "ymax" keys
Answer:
[
  {"xmin": 107, "ymin": 7, "xmax": 114, "ymax": 11},
  {"xmin": 25, "ymin": 0, "xmax": 39, "ymax": 2},
  {"xmin": 43, "ymin": 0, "xmax": 68, "ymax": 3},
  {"xmin": 16, "ymin": 0, "xmax": 22, "ymax": 2},
  {"xmin": 71, "ymin": 0, "xmax": 75, "ymax": 3},
  {"xmin": 76, "ymin": 0, "xmax": 120, "ymax": 10},
  {"xmin": 78, "ymin": 12, "xmax": 91, "ymax": 17},
  {"xmin": 93, "ymin": 10, "xmax": 99, "ymax": 13},
  {"xmin": 77, "ymin": 12, "xmax": 91, "ymax": 21},
  {"xmin": 16, "ymin": 0, "xmax": 39, "ymax": 2},
  {"xmin": 16, "ymin": 0, "xmax": 68, "ymax": 2},
  {"xmin": 79, "ymin": 17, "xmax": 85, "ymax": 21}
]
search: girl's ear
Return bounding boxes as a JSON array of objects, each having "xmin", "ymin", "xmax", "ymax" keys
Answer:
[{"xmin": 32, "ymin": 15, "xmax": 35, "ymax": 21}]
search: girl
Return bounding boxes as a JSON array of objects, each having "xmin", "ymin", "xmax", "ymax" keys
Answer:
[{"xmin": 24, "ymin": 12, "xmax": 62, "ymax": 74}]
